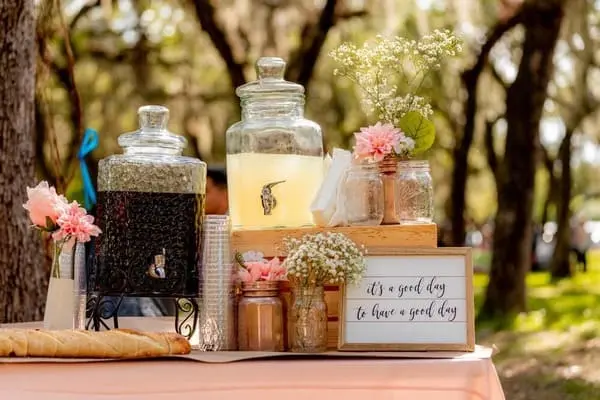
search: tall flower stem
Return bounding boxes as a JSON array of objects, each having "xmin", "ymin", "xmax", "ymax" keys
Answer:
[{"xmin": 50, "ymin": 238, "xmax": 67, "ymax": 279}]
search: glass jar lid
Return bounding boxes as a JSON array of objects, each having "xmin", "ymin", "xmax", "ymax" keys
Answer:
[
  {"xmin": 118, "ymin": 105, "xmax": 187, "ymax": 152},
  {"xmin": 236, "ymin": 57, "xmax": 305, "ymax": 99}
]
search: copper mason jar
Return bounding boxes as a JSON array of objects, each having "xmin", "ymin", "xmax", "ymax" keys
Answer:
[{"xmin": 237, "ymin": 281, "xmax": 284, "ymax": 351}]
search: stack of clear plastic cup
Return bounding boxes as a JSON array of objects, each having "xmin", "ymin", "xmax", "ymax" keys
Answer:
[{"xmin": 197, "ymin": 215, "xmax": 236, "ymax": 350}]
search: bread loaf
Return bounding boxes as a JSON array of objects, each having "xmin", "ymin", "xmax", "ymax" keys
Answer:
[{"xmin": 0, "ymin": 328, "xmax": 191, "ymax": 358}]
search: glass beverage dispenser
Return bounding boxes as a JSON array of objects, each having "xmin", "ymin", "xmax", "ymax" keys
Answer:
[
  {"xmin": 91, "ymin": 105, "xmax": 206, "ymax": 340},
  {"xmin": 226, "ymin": 57, "xmax": 324, "ymax": 230}
]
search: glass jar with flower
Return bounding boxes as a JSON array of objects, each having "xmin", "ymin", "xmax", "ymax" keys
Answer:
[
  {"xmin": 330, "ymin": 30, "xmax": 462, "ymax": 224},
  {"xmin": 23, "ymin": 181, "xmax": 101, "ymax": 330},
  {"xmin": 283, "ymin": 232, "xmax": 366, "ymax": 352},
  {"xmin": 351, "ymin": 122, "xmax": 415, "ymax": 224},
  {"xmin": 235, "ymin": 251, "xmax": 287, "ymax": 351}
]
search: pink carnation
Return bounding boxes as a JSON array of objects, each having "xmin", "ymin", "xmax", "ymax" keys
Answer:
[
  {"xmin": 353, "ymin": 122, "xmax": 403, "ymax": 162},
  {"xmin": 23, "ymin": 181, "xmax": 68, "ymax": 228},
  {"xmin": 52, "ymin": 201, "xmax": 101, "ymax": 243},
  {"xmin": 236, "ymin": 268, "xmax": 253, "ymax": 283},
  {"xmin": 235, "ymin": 257, "xmax": 287, "ymax": 283},
  {"xmin": 266, "ymin": 258, "xmax": 286, "ymax": 280},
  {"xmin": 246, "ymin": 262, "xmax": 263, "ymax": 281}
]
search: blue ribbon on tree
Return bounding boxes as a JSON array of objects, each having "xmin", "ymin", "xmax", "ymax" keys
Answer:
[{"xmin": 78, "ymin": 128, "xmax": 99, "ymax": 210}]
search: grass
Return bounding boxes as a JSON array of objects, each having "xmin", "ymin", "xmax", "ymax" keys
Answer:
[{"xmin": 474, "ymin": 250, "xmax": 600, "ymax": 399}]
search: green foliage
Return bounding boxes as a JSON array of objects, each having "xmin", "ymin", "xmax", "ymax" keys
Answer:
[
  {"xmin": 65, "ymin": 169, "xmax": 85, "ymax": 206},
  {"xmin": 474, "ymin": 250, "xmax": 600, "ymax": 399},
  {"xmin": 397, "ymin": 111, "xmax": 436, "ymax": 154},
  {"xmin": 474, "ymin": 250, "xmax": 600, "ymax": 335}
]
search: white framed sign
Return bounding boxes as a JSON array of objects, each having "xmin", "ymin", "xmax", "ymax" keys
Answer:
[{"xmin": 338, "ymin": 247, "xmax": 475, "ymax": 351}]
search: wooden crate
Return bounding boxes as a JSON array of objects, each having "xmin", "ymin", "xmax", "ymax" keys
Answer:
[{"xmin": 231, "ymin": 224, "xmax": 438, "ymax": 349}]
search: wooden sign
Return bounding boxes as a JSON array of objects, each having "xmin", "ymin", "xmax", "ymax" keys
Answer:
[{"xmin": 338, "ymin": 247, "xmax": 475, "ymax": 351}]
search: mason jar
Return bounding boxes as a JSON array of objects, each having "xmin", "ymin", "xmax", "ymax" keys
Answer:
[
  {"xmin": 343, "ymin": 163, "xmax": 384, "ymax": 226},
  {"xmin": 395, "ymin": 160, "xmax": 434, "ymax": 224},
  {"xmin": 226, "ymin": 57, "xmax": 324, "ymax": 230},
  {"xmin": 288, "ymin": 286, "xmax": 328, "ymax": 353},
  {"xmin": 237, "ymin": 281, "xmax": 284, "ymax": 351}
]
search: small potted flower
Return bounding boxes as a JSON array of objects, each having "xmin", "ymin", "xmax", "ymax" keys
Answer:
[
  {"xmin": 330, "ymin": 30, "xmax": 462, "ymax": 224},
  {"xmin": 283, "ymin": 232, "xmax": 366, "ymax": 352},
  {"xmin": 23, "ymin": 181, "xmax": 101, "ymax": 329},
  {"xmin": 235, "ymin": 251, "xmax": 287, "ymax": 351}
]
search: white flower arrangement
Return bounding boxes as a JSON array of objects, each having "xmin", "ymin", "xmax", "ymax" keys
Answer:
[
  {"xmin": 282, "ymin": 232, "xmax": 367, "ymax": 288},
  {"xmin": 330, "ymin": 29, "xmax": 462, "ymax": 158}
]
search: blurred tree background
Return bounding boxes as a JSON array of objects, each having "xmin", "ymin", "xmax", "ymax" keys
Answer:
[
  {"xmin": 3, "ymin": 0, "xmax": 600, "ymax": 395},
  {"xmin": 35, "ymin": 0, "xmax": 600, "ymax": 222},
  {"xmin": 7, "ymin": 0, "xmax": 600, "ymax": 317}
]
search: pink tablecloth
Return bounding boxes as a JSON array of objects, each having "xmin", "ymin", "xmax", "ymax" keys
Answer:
[{"xmin": 0, "ymin": 355, "xmax": 505, "ymax": 400}]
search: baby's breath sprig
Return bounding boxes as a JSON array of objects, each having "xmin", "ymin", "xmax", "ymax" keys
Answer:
[
  {"xmin": 330, "ymin": 29, "xmax": 462, "ymax": 156},
  {"xmin": 282, "ymin": 232, "xmax": 367, "ymax": 288}
]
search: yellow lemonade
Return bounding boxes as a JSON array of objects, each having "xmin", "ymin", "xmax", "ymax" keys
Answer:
[{"xmin": 227, "ymin": 153, "xmax": 324, "ymax": 230}]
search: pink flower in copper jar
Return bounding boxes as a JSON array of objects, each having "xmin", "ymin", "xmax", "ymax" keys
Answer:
[
  {"xmin": 234, "ymin": 253, "xmax": 287, "ymax": 284},
  {"xmin": 353, "ymin": 122, "xmax": 403, "ymax": 162},
  {"xmin": 23, "ymin": 181, "xmax": 69, "ymax": 228}
]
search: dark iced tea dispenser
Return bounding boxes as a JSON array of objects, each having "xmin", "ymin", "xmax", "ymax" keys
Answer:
[{"xmin": 89, "ymin": 105, "xmax": 206, "ymax": 341}]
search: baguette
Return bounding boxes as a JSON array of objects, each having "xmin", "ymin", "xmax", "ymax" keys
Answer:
[{"xmin": 0, "ymin": 328, "xmax": 191, "ymax": 358}]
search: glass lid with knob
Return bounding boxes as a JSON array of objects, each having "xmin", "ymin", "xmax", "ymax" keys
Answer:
[
  {"xmin": 117, "ymin": 105, "xmax": 187, "ymax": 154},
  {"xmin": 236, "ymin": 57, "xmax": 304, "ymax": 99},
  {"xmin": 98, "ymin": 105, "xmax": 205, "ymax": 194}
]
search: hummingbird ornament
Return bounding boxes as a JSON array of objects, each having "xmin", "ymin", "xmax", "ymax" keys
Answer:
[{"xmin": 260, "ymin": 180, "xmax": 285, "ymax": 215}]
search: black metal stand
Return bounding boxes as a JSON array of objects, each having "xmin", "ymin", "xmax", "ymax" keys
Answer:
[
  {"xmin": 174, "ymin": 297, "xmax": 199, "ymax": 339},
  {"xmin": 86, "ymin": 294, "xmax": 199, "ymax": 340}
]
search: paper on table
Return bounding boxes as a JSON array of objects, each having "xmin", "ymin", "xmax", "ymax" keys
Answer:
[{"xmin": 0, "ymin": 345, "xmax": 494, "ymax": 364}]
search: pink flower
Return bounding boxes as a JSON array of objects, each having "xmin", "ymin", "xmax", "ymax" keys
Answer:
[
  {"xmin": 267, "ymin": 265, "xmax": 286, "ymax": 281},
  {"xmin": 236, "ymin": 268, "xmax": 253, "ymax": 283},
  {"xmin": 235, "ymin": 257, "xmax": 287, "ymax": 283},
  {"xmin": 246, "ymin": 263, "xmax": 263, "ymax": 281},
  {"xmin": 52, "ymin": 201, "xmax": 101, "ymax": 243},
  {"xmin": 23, "ymin": 181, "xmax": 68, "ymax": 228},
  {"xmin": 353, "ymin": 122, "xmax": 403, "ymax": 162},
  {"xmin": 266, "ymin": 258, "xmax": 286, "ymax": 280}
]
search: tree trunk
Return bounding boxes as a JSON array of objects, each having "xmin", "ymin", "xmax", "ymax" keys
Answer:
[
  {"xmin": 285, "ymin": 0, "xmax": 338, "ymax": 89},
  {"xmin": 550, "ymin": 130, "xmax": 574, "ymax": 278},
  {"xmin": 0, "ymin": 0, "xmax": 47, "ymax": 323},
  {"xmin": 191, "ymin": 0, "xmax": 247, "ymax": 89},
  {"xmin": 450, "ymin": 13, "xmax": 523, "ymax": 246},
  {"xmin": 540, "ymin": 146, "xmax": 556, "ymax": 226},
  {"xmin": 481, "ymin": 0, "xmax": 565, "ymax": 318}
]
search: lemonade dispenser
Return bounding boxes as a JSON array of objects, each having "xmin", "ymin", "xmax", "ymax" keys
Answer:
[{"xmin": 226, "ymin": 57, "xmax": 324, "ymax": 230}]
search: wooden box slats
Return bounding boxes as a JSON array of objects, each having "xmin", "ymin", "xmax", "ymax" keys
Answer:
[{"xmin": 231, "ymin": 224, "xmax": 438, "ymax": 257}]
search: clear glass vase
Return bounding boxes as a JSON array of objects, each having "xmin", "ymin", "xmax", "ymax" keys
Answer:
[
  {"xmin": 344, "ymin": 163, "xmax": 384, "ymax": 226},
  {"xmin": 289, "ymin": 286, "xmax": 328, "ymax": 353},
  {"xmin": 44, "ymin": 239, "xmax": 86, "ymax": 330},
  {"xmin": 395, "ymin": 160, "xmax": 434, "ymax": 224}
]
